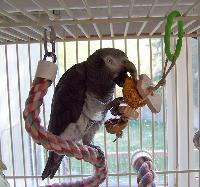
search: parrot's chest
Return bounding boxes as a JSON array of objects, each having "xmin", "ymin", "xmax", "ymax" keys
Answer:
[
  {"xmin": 60, "ymin": 92, "xmax": 108, "ymax": 141},
  {"xmin": 83, "ymin": 92, "xmax": 107, "ymax": 121}
]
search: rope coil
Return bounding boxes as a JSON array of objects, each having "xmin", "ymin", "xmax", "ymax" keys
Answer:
[
  {"xmin": 132, "ymin": 154, "xmax": 156, "ymax": 187},
  {"xmin": 23, "ymin": 77, "xmax": 108, "ymax": 187}
]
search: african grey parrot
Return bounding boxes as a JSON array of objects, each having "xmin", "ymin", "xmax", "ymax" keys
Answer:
[{"xmin": 42, "ymin": 48, "xmax": 137, "ymax": 180}]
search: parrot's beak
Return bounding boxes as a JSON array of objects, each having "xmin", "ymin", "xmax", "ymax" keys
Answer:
[
  {"xmin": 123, "ymin": 60, "xmax": 137, "ymax": 80},
  {"xmin": 113, "ymin": 60, "xmax": 137, "ymax": 87},
  {"xmin": 113, "ymin": 69, "xmax": 127, "ymax": 87}
]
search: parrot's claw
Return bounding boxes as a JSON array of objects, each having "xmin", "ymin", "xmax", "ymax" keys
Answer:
[
  {"xmin": 110, "ymin": 107, "xmax": 120, "ymax": 116},
  {"xmin": 88, "ymin": 144, "xmax": 105, "ymax": 161},
  {"xmin": 107, "ymin": 97, "xmax": 124, "ymax": 116},
  {"xmin": 106, "ymin": 97, "xmax": 123, "ymax": 110}
]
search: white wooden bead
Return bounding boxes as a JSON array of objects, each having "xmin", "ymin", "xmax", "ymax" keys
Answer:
[{"xmin": 35, "ymin": 60, "xmax": 58, "ymax": 81}]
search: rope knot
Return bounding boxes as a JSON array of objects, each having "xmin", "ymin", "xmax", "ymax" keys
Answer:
[{"xmin": 132, "ymin": 153, "xmax": 156, "ymax": 187}]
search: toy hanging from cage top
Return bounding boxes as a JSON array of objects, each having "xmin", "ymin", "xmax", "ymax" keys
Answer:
[{"xmin": 105, "ymin": 10, "xmax": 184, "ymax": 142}]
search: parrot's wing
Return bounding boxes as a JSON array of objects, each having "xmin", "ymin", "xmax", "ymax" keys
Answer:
[
  {"xmin": 42, "ymin": 62, "xmax": 87, "ymax": 180},
  {"xmin": 48, "ymin": 62, "xmax": 87, "ymax": 135}
]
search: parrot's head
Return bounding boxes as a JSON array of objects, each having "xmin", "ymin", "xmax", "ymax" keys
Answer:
[
  {"xmin": 101, "ymin": 48, "xmax": 137, "ymax": 87},
  {"xmin": 90, "ymin": 48, "xmax": 137, "ymax": 87},
  {"xmin": 86, "ymin": 48, "xmax": 137, "ymax": 101}
]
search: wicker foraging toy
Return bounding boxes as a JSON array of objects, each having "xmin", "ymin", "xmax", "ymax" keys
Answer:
[
  {"xmin": 123, "ymin": 77, "xmax": 146, "ymax": 109},
  {"xmin": 123, "ymin": 74, "xmax": 162, "ymax": 113}
]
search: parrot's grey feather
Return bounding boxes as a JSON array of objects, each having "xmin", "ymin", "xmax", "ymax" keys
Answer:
[
  {"xmin": 42, "ymin": 63, "xmax": 87, "ymax": 180},
  {"xmin": 82, "ymin": 122, "xmax": 101, "ymax": 145},
  {"xmin": 86, "ymin": 51, "xmax": 115, "ymax": 101},
  {"xmin": 48, "ymin": 62, "xmax": 87, "ymax": 135},
  {"xmin": 42, "ymin": 152, "xmax": 64, "ymax": 180}
]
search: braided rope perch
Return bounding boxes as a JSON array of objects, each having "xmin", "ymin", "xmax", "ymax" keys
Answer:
[
  {"xmin": 132, "ymin": 152, "xmax": 156, "ymax": 187},
  {"xmin": 23, "ymin": 77, "xmax": 108, "ymax": 187},
  {"xmin": 135, "ymin": 159, "xmax": 156, "ymax": 187}
]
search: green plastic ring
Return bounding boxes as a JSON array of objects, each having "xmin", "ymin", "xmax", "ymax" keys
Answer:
[{"xmin": 164, "ymin": 10, "xmax": 184, "ymax": 62}]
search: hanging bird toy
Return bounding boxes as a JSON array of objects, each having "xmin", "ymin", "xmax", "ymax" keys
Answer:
[{"xmin": 105, "ymin": 10, "xmax": 184, "ymax": 142}]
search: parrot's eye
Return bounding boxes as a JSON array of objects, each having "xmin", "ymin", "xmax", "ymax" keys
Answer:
[
  {"xmin": 108, "ymin": 59, "xmax": 113, "ymax": 64},
  {"xmin": 123, "ymin": 59, "xmax": 130, "ymax": 64},
  {"xmin": 121, "ymin": 61, "xmax": 126, "ymax": 66}
]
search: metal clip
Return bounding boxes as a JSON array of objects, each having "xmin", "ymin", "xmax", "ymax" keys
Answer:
[{"xmin": 43, "ymin": 26, "xmax": 57, "ymax": 63}]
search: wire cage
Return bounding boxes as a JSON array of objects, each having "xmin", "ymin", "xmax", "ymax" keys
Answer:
[{"xmin": 0, "ymin": 0, "xmax": 200, "ymax": 187}]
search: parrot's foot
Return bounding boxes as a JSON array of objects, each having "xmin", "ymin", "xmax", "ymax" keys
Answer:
[
  {"xmin": 110, "ymin": 107, "xmax": 120, "ymax": 116},
  {"xmin": 107, "ymin": 97, "xmax": 124, "ymax": 116},
  {"xmin": 88, "ymin": 144, "xmax": 105, "ymax": 162}
]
